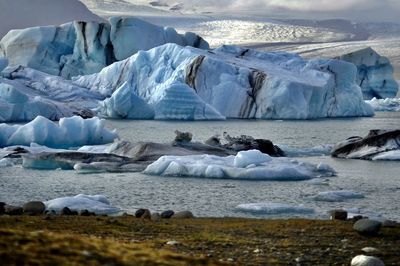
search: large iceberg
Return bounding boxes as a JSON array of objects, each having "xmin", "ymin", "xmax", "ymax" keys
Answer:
[
  {"xmin": 144, "ymin": 149, "xmax": 335, "ymax": 180},
  {"xmin": 0, "ymin": 66, "xmax": 103, "ymax": 122},
  {"xmin": 336, "ymin": 47, "xmax": 399, "ymax": 99},
  {"xmin": 0, "ymin": 17, "xmax": 209, "ymax": 79},
  {"xmin": 366, "ymin": 97, "xmax": 400, "ymax": 112},
  {"xmin": 74, "ymin": 43, "xmax": 374, "ymax": 120},
  {"xmin": 44, "ymin": 194, "xmax": 120, "ymax": 215},
  {"xmin": 0, "ymin": 116, "xmax": 118, "ymax": 148}
]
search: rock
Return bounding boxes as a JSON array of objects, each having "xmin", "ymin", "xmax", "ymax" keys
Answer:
[
  {"xmin": 381, "ymin": 219, "xmax": 398, "ymax": 228},
  {"xmin": 172, "ymin": 211, "xmax": 194, "ymax": 219},
  {"xmin": 353, "ymin": 219, "xmax": 382, "ymax": 236},
  {"xmin": 141, "ymin": 209, "xmax": 151, "ymax": 219},
  {"xmin": 331, "ymin": 129, "xmax": 400, "ymax": 160},
  {"xmin": 174, "ymin": 130, "xmax": 193, "ymax": 143},
  {"xmin": 329, "ymin": 210, "xmax": 348, "ymax": 220},
  {"xmin": 166, "ymin": 240, "xmax": 179, "ymax": 245},
  {"xmin": 61, "ymin": 207, "xmax": 74, "ymax": 216},
  {"xmin": 362, "ymin": 247, "xmax": 380, "ymax": 253},
  {"xmin": 352, "ymin": 215, "xmax": 364, "ymax": 223},
  {"xmin": 4, "ymin": 205, "xmax": 23, "ymax": 215},
  {"xmin": 135, "ymin": 209, "xmax": 146, "ymax": 218},
  {"xmin": 0, "ymin": 202, "xmax": 5, "ymax": 215},
  {"xmin": 80, "ymin": 210, "xmax": 91, "ymax": 216},
  {"xmin": 161, "ymin": 210, "xmax": 175, "ymax": 219},
  {"xmin": 151, "ymin": 212, "xmax": 161, "ymax": 221},
  {"xmin": 351, "ymin": 255, "xmax": 385, "ymax": 266},
  {"xmin": 23, "ymin": 201, "xmax": 45, "ymax": 215}
]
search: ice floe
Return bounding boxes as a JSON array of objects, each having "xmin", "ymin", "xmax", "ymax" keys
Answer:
[
  {"xmin": 44, "ymin": 194, "xmax": 120, "ymax": 215},
  {"xmin": 366, "ymin": 97, "xmax": 400, "ymax": 112},
  {"xmin": 144, "ymin": 149, "xmax": 335, "ymax": 180},
  {"xmin": 0, "ymin": 116, "xmax": 118, "ymax": 148},
  {"xmin": 73, "ymin": 43, "xmax": 373, "ymax": 120},
  {"xmin": 235, "ymin": 202, "xmax": 315, "ymax": 215},
  {"xmin": 312, "ymin": 190, "xmax": 365, "ymax": 202}
]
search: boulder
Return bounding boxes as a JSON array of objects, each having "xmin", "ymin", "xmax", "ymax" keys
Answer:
[
  {"xmin": 151, "ymin": 212, "xmax": 161, "ymax": 221},
  {"xmin": 353, "ymin": 219, "xmax": 381, "ymax": 236},
  {"xmin": 135, "ymin": 209, "xmax": 151, "ymax": 219},
  {"xmin": 172, "ymin": 211, "xmax": 194, "ymax": 219},
  {"xmin": 161, "ymin": 210, "xmax": 175, "ymax": 219},
  {"xmin": 351, "ymin": 255, "xmax": 385, "ymax": 266},
  {"xmin": 329, "ymin": 210, "xmax": 348, "ymax": 221},
  {"xmin": 23, "ymin": 201, "xmax": 45, "ymax": 215},
  {"xmin": 4, "ymin": 205, "xmax": 23, "ymax": 215}
]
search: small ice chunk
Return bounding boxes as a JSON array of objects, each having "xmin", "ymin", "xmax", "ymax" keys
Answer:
[
  {"xmin": 44, "ymin": 194, "xmax": 120, "ymax": 215},
  {"xmin": 313, "ymin": 190, "xmax": 365, "ymax": 202},
  {"xmin": 233, "ymin": 150, "xmax": 271, "ymax": 168},
  {"xmin": 235, "ymin": 202, "xmax": 315, "ymax": 215}
]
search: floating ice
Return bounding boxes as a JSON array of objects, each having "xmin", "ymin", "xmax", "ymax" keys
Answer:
[
  {"xmin": 366, "ymin": 97, "xmax": 400, "ymax": 112},
  {"xmin": 312, "ymin": 190, "xmax": 365, "ymax": 202},
  {"xmin": 372, "ymin": 150, "xmax": 400, "ymax": 161},
  {"xmin": 235, "ymin": 203, "xmax": 315, "ymax": 215},
  {"xmin": 0, "ymin": 17, "xmax": 208, "ymax": 79},
  {"xmin": 74, "ymin": 43, "xmax": 373, "ymax": 120},
  {"xmin": 0, "ymin": 116, "xmax": 118, "ymax": 148},
  {"xmin": 144, "ymin": 150, "xmax": 335, "ymax": 180},
  {"xmin": 280, "ymin": 144, "xmax": 333, "ymax": 157},
  {"xmin": 0, "ymin": 58, "xmax": 7, "ymax": 72},
  {"xmin": 44, "ymin": 194, "xmax": 120, "ymax": 215},
  {"xmin": 336, "ymin": 47, "xmax": 398, "ymax": 99},
  {"xmin": 0, "ymin": 158, "xmax": 15, "ymax": 167}
]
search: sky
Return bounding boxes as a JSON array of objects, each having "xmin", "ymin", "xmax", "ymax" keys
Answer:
[{"xmin": 153, "ymin": 0, "xmax": 400, "ymax": 22}]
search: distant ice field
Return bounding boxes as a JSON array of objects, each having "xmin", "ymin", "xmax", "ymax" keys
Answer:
[{"xmin": 1, "ymin": 112, "xmax": 399, "ymax": 220}]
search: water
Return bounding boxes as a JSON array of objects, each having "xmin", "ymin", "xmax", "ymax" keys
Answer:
[{"xmin": 1, "ymin": 112, "xmax": 399, "ymax": 220}]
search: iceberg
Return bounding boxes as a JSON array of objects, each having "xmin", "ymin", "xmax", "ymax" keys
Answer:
[
  {"xmin": 0, "ymin": 17, "xmax": 209, "ymax": 79},
  {"xmin": 331, "ymin": 129, "xmax": 400, "ymax": 160},
  {"xmin": 312, "ymin": 190, "xmax": 365, "ymax": 202},
  {"xmin": 44, "ymin": 194, "xmax": 120, "ymax": 215},
  {"xmin": 235, "ymin": 203, "xmax": 315, "ymax": 215},
  {"xmin": 0, "ymin": 116, "xmax": 118, "ymax": 148},
  {"xmin": 336, "ymin": 47, "xmax": 399, "ymax": 99},
  {"xmin": 0, "ymin": 58, "xmax": 7, "ymax": 72},
  {"xmin": 366, "ymin": 97, "xmax": 400, "ymax": 112},
  {"xmin": 74, "ymin": 43, "xmax": 373, "ymax": 120},
  {"xmin": 144, "ymin": 149, "xmax": 335, "ymax": 180}
]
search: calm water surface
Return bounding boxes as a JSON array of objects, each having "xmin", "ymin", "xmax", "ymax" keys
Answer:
[{"xmin": 1, "ymin": 112, "xmax": 399, "ymax": 220}]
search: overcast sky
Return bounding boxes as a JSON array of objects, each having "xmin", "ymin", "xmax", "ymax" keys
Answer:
[{"xmin": 171, "ymin": 0, "xmax": 400, "ymax": 22}]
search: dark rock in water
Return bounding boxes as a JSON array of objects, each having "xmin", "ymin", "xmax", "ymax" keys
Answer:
[
  {"xmin": 172, "ymin": 211, "xmax": 194, "ymax": 219},
  {"xmin": 23, "ymin": 201, "xmax": 45, "ymax": 215},
  {"xmin": 0, "ymin": 202, "xmax": 5, "ymax": 215},
  {"xmin": 331, "ymin": 129, "xmax": 400, "ymax": 160},
  {"xmin": 354, "ymin": 219, "xmax": 382, "ymax": 235},
  {"xmin": 208, "ymin": 132, "xmax": 285, "ymax": 157},
  {"xmin": 174, "ymin": 130, "xmax": 193, "ymax": 143},
  {"xmin": 4, "ymin": 205, "xmax": 23, "ymax": 215},
  {"xmin": 61, "ymin": 207, "xmax": 75, "ymax": 216},
  {"xmin": 329, "ymin": 210, "xmax": 348, "ymax": 221},
  {"xmin": 161, "ymin": 210, "xmax": 175, "ymax": 219}
]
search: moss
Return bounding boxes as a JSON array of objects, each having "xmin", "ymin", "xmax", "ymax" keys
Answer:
[{"xmin": 0, "ymin": 216, "xmax": 399, "ymax": 265}]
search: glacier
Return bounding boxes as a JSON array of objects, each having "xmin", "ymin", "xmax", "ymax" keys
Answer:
[
  {"xmin": 0, "ymin": 17, "xmax": 209, "ymax": 79},
  {"xmin": 143, "ymin": 149, "xmax": 336, "ymax": 180},
  {"xmin": 73, "ymin": 43, "xmax": 374, "ymax": 120},
  {"xmin": 0, "ymin": 116, "xmax": 118, "ymax": 148},
  {"xmin": 336, "ymin": 47, "xmax": 399, "ymax": 99},
  {"xmin": 44, "ymin": 194, "xmax": 120, "ymax": 215}
]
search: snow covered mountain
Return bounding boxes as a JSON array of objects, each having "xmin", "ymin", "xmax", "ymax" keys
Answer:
[{"xmin": 0, "ymin": 0, "xmax": 102, "ymax": 38}]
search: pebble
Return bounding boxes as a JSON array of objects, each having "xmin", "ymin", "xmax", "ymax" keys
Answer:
[
  {"xmin": 23, "ymin": 201, "xmax": 45, "ymax": 215},
  {"xmin": 351, "ymin": 255, "xmax": 385, "ymax": 266},
  {"xmin": 329, "ymin": 209, "xmax": 348, "ymax": 220},
  {"xmin": 4, "ymin": 205, "xmax": 23, "ymax": 215},
  {"xmin": 161, "ymin": 210, "xmax": 175, "ymax": 219},
  {"xmin": 353, "ymin": 219, "xmax": 381, "ymax": 235},
  {"xmin": 172, "ymin": 211, "xmax": 194, "ymax": 219}
]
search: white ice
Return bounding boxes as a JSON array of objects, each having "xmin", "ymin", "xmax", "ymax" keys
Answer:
[
  {"xmin": 279, "ymin": 144, "xmax": 333, "ymax": 157},
  {"xmin": 144, "ymin": 149, "xmax": 335, "ymax": 180},
  {"xmin": 73, "ymin": 43, "xmax": 373, "ymax": 120},
  {"xmin": 366, "ymin": 97, "xmax": 400, "ymax": 112},
  {"xmin": 44, "ymin": 194, "xmax": 120, "ymax": 215},
  {"xmin": 312, "ymin": 190, "xmax": 365, "ymax": 202},
  {"xmin": 0, "ymin": 116, "xmax": 118, "ymax": 148},
  {"xmin": 235, "ymin": 202, "xmax": 315, "ymax": 215},
  {"xmin": 372, "ymin": 150, "xmax": 400, "ymax": 161}
]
